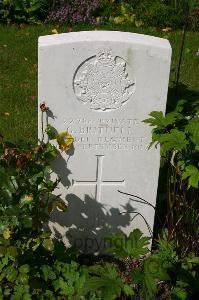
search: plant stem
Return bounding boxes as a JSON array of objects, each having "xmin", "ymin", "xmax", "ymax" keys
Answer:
[
  {"xmin": 175, "ymin": 3, "xmax": 190, "ymax": 95},
  {"xmin": 41, "ymin": 111, "xmax": 45, "ymax": 144}
]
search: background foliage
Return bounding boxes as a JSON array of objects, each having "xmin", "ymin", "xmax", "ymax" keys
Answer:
[
  {"xmin": 0, "ymin": 0, "xmax": 198, "ymax": 30},
  {"xmin": 0, "ymin": 0, "xmax": 49, "ymax": 24},
  {"xmin": 144, "ymin": 95, "xmax": 199, "ymax": 256}
]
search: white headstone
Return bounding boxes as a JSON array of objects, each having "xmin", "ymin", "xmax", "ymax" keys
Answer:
[{"xmin": 38, "ymin": 31, "xmax": 171, "ymax": 253}]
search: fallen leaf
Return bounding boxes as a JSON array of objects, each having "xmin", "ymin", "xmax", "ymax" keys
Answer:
[
  {"xmin": 135, "ymin": 20, "xmax": 143, "ymax": 27},
  {"xmin": 96, "ymin": 17, "xmax": 101, "ymax": 24},
  {"xmin": 162, "ymin": 27, "xmax": 172, "ymax": 32},
  {"xmin": 52, "ymin": 28, "xmax": 59, "ymax": 34}
]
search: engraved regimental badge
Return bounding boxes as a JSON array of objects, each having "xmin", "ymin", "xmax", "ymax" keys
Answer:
[{"xmin": 73, "ymin": 48, "xmax": 135, "ymax": 111}]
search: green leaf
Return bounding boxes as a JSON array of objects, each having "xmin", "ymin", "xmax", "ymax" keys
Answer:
[
  {"xmin": 43, "ymin": 179, "xmax": 58, "ymax": 192},
  {"xmin": 143, "ymin": 111, "xmax": 182, "ymax": 129},
  {"xmin": 186, "ymin": 256, "xmax": 199, "ymax": 264},
  {"xmin": 7, "ymin": 246, "xmax": 18, "ymax": 257},
  {"xmin": 52, "ymin": 277, "xmax": 70, "ymax": 295},
  {"xmin": 175, "ymin": 99, "xmax": 187, "ymax": 113},
  {"xmin": 29, "ymin": 171, "xmax": 43, "ymax": 185},
  {"xmin": 42, "ymin": 238, "xmax": 54, "ymax": 251},
  {"xmin": 19, "ymin": 194, "xmax": 34, "ymax": 208},
  {"xmin": 185, "ymin": 117, "xmax": 199, "ymax": 147},
  {"xmin": 133, "ymin": 255, "xmax": 170, "ymax": 300},
  {"xmin": 143, "ymin": 111, "xmax": 166, "ymax": 127},
  {"xmin": 21, "ymin": 216, "xmax": 32, "ymax": 229},
  {"xmin": 17, "ymin": 273, "xmax": 29, "ymax": 284},
  {"xmin": 182, "ymin": 165, "xmax": 199, "ymax": 188},
  {"xmin": 0, "ymin": 246, "xmax": 6, "ymax": 256},
  {"xmin": 123, "ymin": 284, "xmax": 134, "ymax": 296},
  {"xmin": 156, "ymin": 240, "xmax": 178, "ymax": 263},
  {"xmin": 45, "ymin": 124, "xmax": 58, "ymax": 140},
  {"xmin": 7, "ymin": 268, "xmax": 18, "ymax": 282},
  {"xmin": 105, "ymin": 233, "xmax": 127, "ymax": 258},
  {"xmin": 171, "ymin": 287, "xmax": 188, "ymax": 300},
  {"xmin": 106, "ymin": 229, "xmax": 150, "ymax": 259},
  {"xmin": 19, "ymin": 264, "xmax": 30, "ymax": 274},
  {"xmin": 127, "ymin": 229, "xmax": 150, "ymax": 258},
  {"xmin": 27, "ymin": 2, "xmax": 42, "ymax": 13},
  {"xmin": 4, "ymin": 288, "xmax": 11, "ymax": 296},
  {"xmin": 145, "ymin": 256, "xmax": 170, "ymax": 281},
  {"xmin": 159, "ymin": 129, "xmax": 188, "ymax": 155},
  {"xmin": 85, "ymin": 263, "xmax": 125, "ymax": 299},
  {"xmin": 0, "ymin": 167, "xmax": 10, "ymax": 188},
  {"xmin": 43, "ymin": 290, "xmax": 56, "ymax": 299},
  {"xmin": 41, "ymin": 265, "xmax": 56, "ymax": 281},
  {"xmin": 42, "ymin": 143, "xmax": 59, "ymax": 160}
]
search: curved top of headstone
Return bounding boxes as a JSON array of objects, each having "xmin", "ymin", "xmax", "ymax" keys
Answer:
[{"xmin": 38, "ymin": 30, "xmax": 171, "ymax": 50}]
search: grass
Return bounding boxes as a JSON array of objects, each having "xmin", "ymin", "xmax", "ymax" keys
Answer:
[{"xmin": 0, "ymin": 23, "xmax": 198, "ymax": 144}]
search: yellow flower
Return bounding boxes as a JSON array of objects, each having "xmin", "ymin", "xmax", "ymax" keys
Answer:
[
  {"xmin": 3, "ymin": 228, "xmax": 12, "ymax": 240},
  {"xmin": 56, "ymin": 131, "xmax": 74, "ymax": 152}
]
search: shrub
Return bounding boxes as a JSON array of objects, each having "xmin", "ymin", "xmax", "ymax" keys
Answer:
[
  {"xmin": 107, "ymin": 0, "xmax": 185, "ymax": 29},
  {"xmin": 140, "ymin": 1, "xmax": 184, "ymax": 29},
  {"xmin": 189, "ymin": 8, "xmax": 199, "ymax": 31},
  {"xmin": 144, "ymin": 93, "xmax": 199, "ymax": 256},
  {"xmin": 0, "ymin": 0, "xmax": 50, "ymax": 24},
  {"xmin": 101, "ymin": 0, "xmax": 198, "ymax": 30},
  {"xmin": 0, "ymin": 103, "xmax": 72, "ymax": 260},
  {"xmin": 0, "ymin": 0, "xmax": 198, "ymax": 30},
  {"xmin": 45, "ymin": 0, "xmax": 103, "ymax": 25},
  {"xmin": 0, "ymin": 102, "xmax": 199, "ymax": 299}
]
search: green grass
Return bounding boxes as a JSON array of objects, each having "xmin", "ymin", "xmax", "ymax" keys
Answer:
[{"xmin": 0, "ymin": 23, "xmax": 198, "ymax": 144}]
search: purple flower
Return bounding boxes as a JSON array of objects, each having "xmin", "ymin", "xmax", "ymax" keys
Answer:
[{"xmin": 45, "ymin": 0, "xmax": 103, "ymax": 25}]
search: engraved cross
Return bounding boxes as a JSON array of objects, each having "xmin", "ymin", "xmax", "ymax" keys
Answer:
[{"xmin": 73, "ymin": 155, "xmax": 125, "ymax": 202}]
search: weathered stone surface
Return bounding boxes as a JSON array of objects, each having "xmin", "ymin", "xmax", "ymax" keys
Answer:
[{"xmin": 38, "ymin": 31, "xmax": 171, "ymax": 253}]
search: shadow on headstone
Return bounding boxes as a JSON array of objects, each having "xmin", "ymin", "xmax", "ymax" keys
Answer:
[
  {"xmin": 46, "ymin": 107, "xmax": 57, "ymax": 120},
  {"xmin": 49, "ymin": 193, "xmax": 136, "ymax": 254},
  {"xmin": 51, "ymin": 152, "xmax": 73, "ymax": 188}
]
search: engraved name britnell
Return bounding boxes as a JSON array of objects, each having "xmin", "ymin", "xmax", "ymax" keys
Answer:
[
  {"xmin": 64, "ymin": 117, "xmax": 148, "ymax": 151},
  {"xmin": 73, "ymin": 48, "xmax": 135, "ymax": 111}
]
